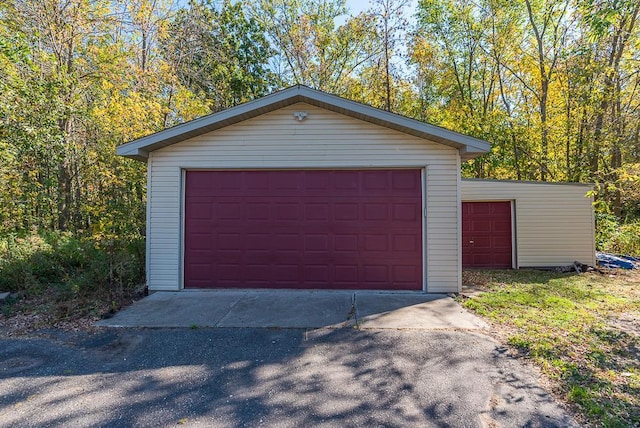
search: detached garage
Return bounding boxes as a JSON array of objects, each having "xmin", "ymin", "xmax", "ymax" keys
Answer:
[{"xmin": 117, "ymin": 85, "xmax": 595, "ymax": 293}]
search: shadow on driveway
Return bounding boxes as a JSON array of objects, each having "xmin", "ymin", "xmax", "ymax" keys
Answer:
[{"xmin": 0, "ymin": 327, "xmax": 577, "ymax": 427}]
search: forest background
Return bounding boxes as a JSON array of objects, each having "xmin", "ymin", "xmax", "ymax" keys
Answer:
[{"xmin": 0, "ymin": 0, "xmax": 639, "ymax": 301}]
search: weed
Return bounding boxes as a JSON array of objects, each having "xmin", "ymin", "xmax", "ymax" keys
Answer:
[
  {"xmin": 0, "ymin": 231, "xmax": 145, "ymax": 321},
  {"xmin": 1, "ymin": 294, "xmax": 19, "ymax": 317},
  {"xmin": 462, "ymin": 269, "xmax": 640, "ymax": 427},
  {"xmin": 597, "ymin": 214, "xmax": 640, "ymax": 256}
]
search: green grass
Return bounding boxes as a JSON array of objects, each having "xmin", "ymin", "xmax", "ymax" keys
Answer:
[{"xmin": 462, "ymin": 269, "xmax": 640, "ymax": 427}]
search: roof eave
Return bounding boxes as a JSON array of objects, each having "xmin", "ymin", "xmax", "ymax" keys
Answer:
[
  {"xmin": 116, "ymin": 147, "xmax": 149, "ymax": 161},
  {"xmin": 293, "ymin": 90, "xmax": 490, "ymax": 154},
  {"xmin": 116, "ymin": 85, "xmax": 491, "ymax": 161},
  {"xmin": 460, "ymin": 146, "xmax": 490, "ymax": 162}
]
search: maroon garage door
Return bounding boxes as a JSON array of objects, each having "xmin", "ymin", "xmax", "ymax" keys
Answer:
[
  {"xmin": 462, "ymin": 201, "xmax": 512, "ymax": 269},
  {"xmin": 184, "ymin": 170, "xmax": 423, "ymax": 290}
]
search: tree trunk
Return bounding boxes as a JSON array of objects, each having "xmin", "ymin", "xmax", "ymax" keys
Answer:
[{"xmin": 384, "ymin": 15, "xmax": 391, "ymax": 111}]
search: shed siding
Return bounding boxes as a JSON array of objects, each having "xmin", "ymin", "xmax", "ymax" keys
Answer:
[
  {"xmin": 461, "ymin": 179, "xmax": 596, "ymax": 267},
  {"xmin": 147, "ymin": 103, "xmax": 461, "ymax": 292}
]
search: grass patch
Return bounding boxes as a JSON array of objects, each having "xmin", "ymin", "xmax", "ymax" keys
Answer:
[{"xmin": 462, "ymin": 269, "xmax": 640, "ymax": 427}]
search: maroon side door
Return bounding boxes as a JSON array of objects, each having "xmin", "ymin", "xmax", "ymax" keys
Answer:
[
  {"xmin": 462, "ymin": 201, "xmax": 512, "ymax": 269},
  {"xmin": 184, "ymin": 170, "xmax": 423, "ymax": 290}
]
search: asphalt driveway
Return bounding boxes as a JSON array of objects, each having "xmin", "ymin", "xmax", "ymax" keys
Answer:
[
  {"xmin": 0, "ymin": 294, "xmax": 575, "ymax": 427},
  {"xmin": 0, "ymin": 328, "xmax": 578, "ymax": 427}
]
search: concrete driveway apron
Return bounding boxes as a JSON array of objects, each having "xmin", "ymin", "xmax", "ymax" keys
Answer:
[
  {"xmin": 0, "ymin": 291, "xmax": 578, "ymax": 427},
  {"xmin": 96, "ymin": 290, "xmax": 489, "ymax": 330}
]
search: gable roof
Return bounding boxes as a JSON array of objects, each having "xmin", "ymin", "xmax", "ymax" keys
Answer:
[{"xmin": 116, "ymin": 85, "xmax": 491, "ymax": 161}]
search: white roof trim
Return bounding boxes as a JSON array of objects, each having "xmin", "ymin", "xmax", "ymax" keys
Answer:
[
  {"xmin": 462, "ymin": 178, "xmax": 594, "ymax": 187},
  {"xmin": 116, "ymin": 85, "xmax": 491, "ymax": 161}
]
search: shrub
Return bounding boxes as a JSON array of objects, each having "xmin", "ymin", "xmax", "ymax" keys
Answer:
[
  {"xmin": 0, "ymin": 231, "xmax": 145, "ymax": 307},
  {"xmin": 596, "ymin": 213, "xmax": 640, "ymax": 256}
]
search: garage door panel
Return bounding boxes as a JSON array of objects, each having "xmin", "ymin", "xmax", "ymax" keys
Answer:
[
  {"xmin": 363, "ymin": 170, "xmax": 390, "ymax": 190},
  {"xmin": 246, "ymin": 203, "xmax": 270, "ymax": 220},
  {"xmin": 305, "ymin": 234, "xmax": 329, "ymax": 251},
  {"xmin": 215, "ymin": 250, "xmax": 243, "ymax": 262},
  {"xmin": 392, "ymin": 170, "xmax": 420, "ymax": 190},
  {"xmin": 217, "ymin": 233, "xmax": 241, "ymax": 250},
  {"xmin": 462, "ymin": 201, "xmax": 512, "ymax": 269},
  {"xmin": 393, "ymin": 265, "xmax": 418, "ymax": 282},
  {"xmin": 185, "ymin": 170, "xmax": 423, "ymax": 290},
  {"xmin": 363, "ymin": 203, "xmax": 388, "ymax": 220},
  {"xmin": 364, "ymin": 265, "xmax": 389, "ymax": 282},
  {"xmin": 333, "ymin": 203, "xmax": 359, "ymax": 220},
  {"xmin": 333, "ymin": 171, "xmax": 359, "ymax": 191},
  {"xmin": 187, "ymin": 217, "xmax": 215, "ymax": 229},
  {"xmin": 188, "ymin": 233, "xmax": 212, "ymax": 250},
  {"xmin": 304, "ymin": 172, "xmax": 329, "ymax": 190},
  {"xmin": 246, "ymin": 176, "xmax": 269, "ymax": 191},
  {"xmin": 243, "ymin": 250, "xmax": 270, "ymax": 261},
  {"xmin": 275, "ymin": 203, "xmax": 300, "ymax": 220},
  {"xmin": 217, "ymin": 264, "xmax": 242, "ymax": 279},
  {"xmin": 335, "ymin": 265, "xmax": 358, "ymax": 282},
  {"xmin": 271, "ymin": 173, "xmax": 300, "ymax": 191},
  {"xmin": 393, "ymin": 235, "xmax": 419, "ymax": 251},
  {"xmin": 471, "ymin": 203, "xmax": 492, "ymax": 215},
  {"xmin": 246, "ymin": 233, "xmax": 271, "ymax": 249},
  {"xmin": 305, "ymin": 204, "xmax": 329, "ymax": 220},
  {"xmin": 189, "ymin": 203, "xmax": 211, "ymax": 220},
  {"xmin": 393, "ymin": 204, "xmax": 418, "ymax": 221},
  {"xmin": 335, "ymin": 234, "xmax": 359, "ymax": 251},
  {"xmin": 217, "ymin": 203, "xmax": 240, "ymax": 220},
  {"xmin": 273, "ymin": 264, "xmax": 299, "ymax": 281},
  {"xmin": 364, "ymin": 234, "xmax": 388, "ymax": 251}
]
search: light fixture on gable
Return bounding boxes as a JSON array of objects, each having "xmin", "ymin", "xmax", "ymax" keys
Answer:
[{"xmin": 293, "ymin": 111, "xmax": 308, "ymax": 121}]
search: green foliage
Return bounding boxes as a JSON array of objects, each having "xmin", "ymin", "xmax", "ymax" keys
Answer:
[
  {"xmin": 462, "ymin": 269, "xmax": 640, "ymax": 427},
  {"xmin": 161, "ymin": 0, "xmax": 276, "ymax": 112},
  {"xmin": 596, "ymin": 214, "xmax": 640, "ymax": 256},
  {"xmin": 1, "ymin": 0, "xmax": 638, "ymax": 242},
  {"xmin": 412, "ymin": 0, "xmax": 640, "ymax": 212},
  {"xmin": 0, "ymin": 232, "xmax": 145, "ymax": 307},
  {"xmin": 249, "ymin": 0, "xmax": 378, "ymax": 92}
]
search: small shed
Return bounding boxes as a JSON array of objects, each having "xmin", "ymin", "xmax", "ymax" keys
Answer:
[
  {"xmin": 461, "ymin": 179, "xmax": 596, "ymax": 269},
  {"xmin": 117, "ymin": 85, "xmax": 595, "ymax": 293}
]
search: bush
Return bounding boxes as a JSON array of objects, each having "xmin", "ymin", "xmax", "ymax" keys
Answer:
[
  {"xmin": 0, "ymin": 232, "xmax": 145, "ymax": 306},
  {"xmin": 596, "ymin": 213, "xmax": 640, "ymax": 256}
]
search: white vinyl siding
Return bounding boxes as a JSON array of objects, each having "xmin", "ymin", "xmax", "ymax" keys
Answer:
[
  {"xmin": 461, "ymin": 179, "xmax": 596, "ymax": 267},
  {"xmin": 147, "ymin": 102, "xmax": 461, "ymax": 292}
]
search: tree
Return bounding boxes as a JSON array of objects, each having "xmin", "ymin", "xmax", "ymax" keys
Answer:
[
  {"xmin": 580, "ymin": 0, "xmax": 640, "ymax": 215},
  {"xmin": 161, "ymin": 0, "xmax": 276, "ymax": 112},
  {"xmin": 249, "ymin": 0, "xmax": 378, "ymax": 93},
  {"xmin": 370, "ymin": 0, "xmax": 411, "ymax": 111},
  {"xmin": 1, "ymin": 0, "xmax": 120, "ymax": 230},
  {"xmin": 413, "ymin": 0, "xmax": 505, "ymax": 177},
  {"xmin": 521, "ymin": 0, "xmax": 570, "ymax": 181}
]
